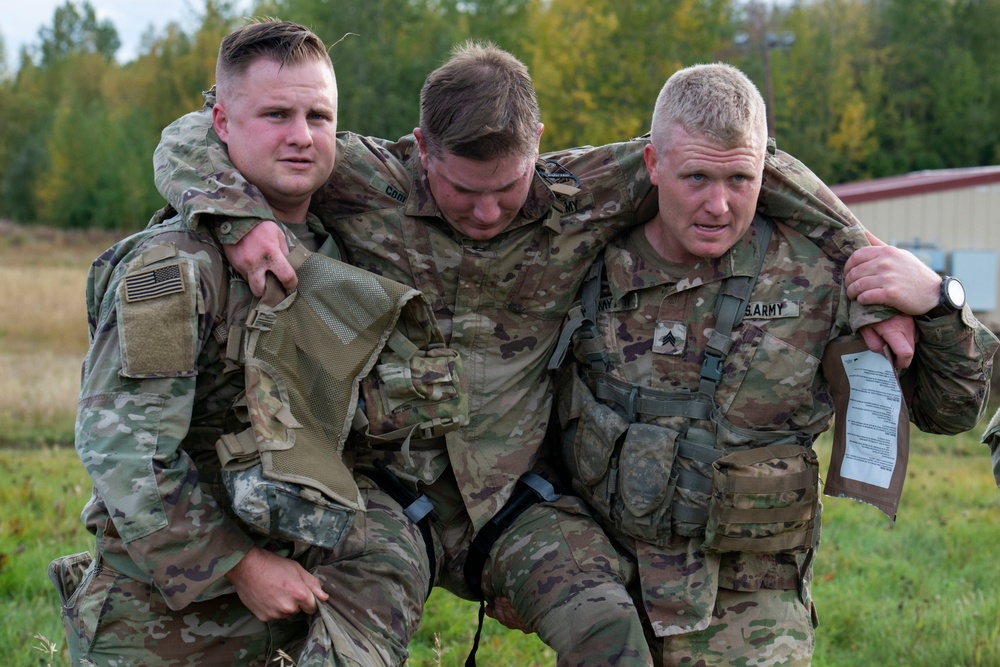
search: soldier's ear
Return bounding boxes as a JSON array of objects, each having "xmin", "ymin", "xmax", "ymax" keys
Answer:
[
  {"xmin": 644, "ymin": 144, "xmax": 660, "ymax": 184},
  {"xmin": 213, "ymin": 103, "xmax": 230, "ymax": 144},
  {"xmin": 413, "ymin": 128, "xmax": 429, "ymax": 169}
]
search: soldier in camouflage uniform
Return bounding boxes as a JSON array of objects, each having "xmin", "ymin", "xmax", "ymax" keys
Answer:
[
  {"xmin": 50, "ymin": 21, "xmax": 430, "ymax": 666},
  {"xmin": 152, "ymin": 43, "xmax": 921, "ymax": 665},
  {"xmin": 553, "ymin": 63, "xmax": 998, "ymax": 666}
]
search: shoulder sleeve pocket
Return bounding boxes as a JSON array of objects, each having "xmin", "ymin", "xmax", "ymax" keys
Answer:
[{"xmin": 117, "ymin": 260, "xmax": 198, "ymax": 378}]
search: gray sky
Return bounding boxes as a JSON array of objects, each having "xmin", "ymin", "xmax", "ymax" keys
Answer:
[{"xmin": 1, "ymin": 0, "xmax": 250, "ymax": 65}]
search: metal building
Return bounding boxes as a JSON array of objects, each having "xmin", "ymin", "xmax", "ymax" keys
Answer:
[{"xmin": 831, "ymin": 166, "xmax": 1000, "ymax": 329}]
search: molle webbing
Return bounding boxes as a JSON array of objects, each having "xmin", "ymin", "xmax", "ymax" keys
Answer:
[
  {"xmin": 594, "ymin": 374, "xmax": 712, "ymax": 422},
  {"xmin": 703, "ymin": 444, "xmax": 820, "ymax": 553}
]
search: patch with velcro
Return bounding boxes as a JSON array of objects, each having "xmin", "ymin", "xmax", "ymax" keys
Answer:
[{"xmin": 118, "ymin": 260, "xmax": 197, "ymax": 378}]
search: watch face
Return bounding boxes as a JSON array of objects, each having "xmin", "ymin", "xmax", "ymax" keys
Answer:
[{"xmin": 945, "ymin": 277, "xmax": 966, "ymax": 308}]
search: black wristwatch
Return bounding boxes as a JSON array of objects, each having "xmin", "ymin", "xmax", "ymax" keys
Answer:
[{"xmin": 919, "ymin": 275, "xmax": 966, "ymax": 319}]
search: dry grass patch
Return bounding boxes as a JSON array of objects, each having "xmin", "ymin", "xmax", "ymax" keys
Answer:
[{"xmin": 0, "ymin": 222, "xmax": 116, "ymax": 444}]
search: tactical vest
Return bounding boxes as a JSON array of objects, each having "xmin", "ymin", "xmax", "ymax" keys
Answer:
[
  {"xmin": 215, "ymin": 244, "xmax": 468, "ymax": 548},
  {"xmin": 552, "ymin": 217, "xmax": 820, "ymax": 554}
]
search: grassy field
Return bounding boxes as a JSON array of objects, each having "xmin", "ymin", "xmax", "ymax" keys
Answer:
[{"xmin": 2, "ymin": 222, "xmax": 998, "ymax": 666}]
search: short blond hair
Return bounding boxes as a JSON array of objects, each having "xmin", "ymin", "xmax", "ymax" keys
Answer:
[{"xmin": 650, "ymin": 63, "xmax": 767, "ymax": 155}]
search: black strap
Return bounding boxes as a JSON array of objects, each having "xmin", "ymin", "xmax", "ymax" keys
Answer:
[
  {"xmin": 367, "ymin": 460, "xmax": 438, "ymax": 598},
  {"xmin": 463, "ymin": 473, "xmax": 561, "ymax": 667}
]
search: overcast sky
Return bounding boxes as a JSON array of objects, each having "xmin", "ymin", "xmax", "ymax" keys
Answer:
[{"xmin": 1, "ymin": 0, "xmax": 251, "ymax": 65}]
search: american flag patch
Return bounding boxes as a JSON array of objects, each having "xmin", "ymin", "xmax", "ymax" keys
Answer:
[{"xmin": 124, "ymin": 263, "xmax": 185, "ymax": 302}]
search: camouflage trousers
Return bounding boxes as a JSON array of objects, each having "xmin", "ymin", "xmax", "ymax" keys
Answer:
[
  {"xmin": 416, "ymin": 471, "xmax": 652, "ymax": 667},
  {"xmin": 645, "ymin": 587, "xmax": 816, "ymax": 667},
  {"xmin": 53, "ymin": 483, "xmax": 428, "ymax": 667},
  {"xmin": 483, "ymin": 498, "xmax": 653, "ymax": 667}
]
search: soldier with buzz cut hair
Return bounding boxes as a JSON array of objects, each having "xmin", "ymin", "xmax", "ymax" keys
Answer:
[
  {"xmin": 49, "ymin": 20, "xmax": 446, "ymax": 667},
  {"xmin": 554, "ymin": 62, "xmax": 997, "ymax": 666},
  {"xmin": 153, "ymin": 41, "xmax": 935, "ymax": 666}
]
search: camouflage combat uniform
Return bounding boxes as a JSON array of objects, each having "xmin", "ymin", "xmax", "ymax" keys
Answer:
[
  {"xmin": 555, "ymin": 218, "xmax": 998, "ymax": 666},
  {"xmin": 57, "ymin": 213, "xmax": 429, "ymax": 666},
  {"xmin": 153, "ymin": 106, "xmax": 898, "ymax": 666}
]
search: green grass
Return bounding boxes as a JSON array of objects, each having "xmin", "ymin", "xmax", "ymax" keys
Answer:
[
  {"xmin": 810, "ymin": 430, "xmax": 1000, "ymax": 667},
  {"xmin": 4, "ymin": 430, "xmax": 998, "ymax": 666},
  {"xmin": 0, "ymin": 443, "xmax": 555, "ymax": 667}
]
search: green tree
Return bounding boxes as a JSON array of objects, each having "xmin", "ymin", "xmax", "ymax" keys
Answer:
[
  {"xmin": 525, "ymin": 0, "xmax": 733, "ymax": 152},
  {"xmin": 768, "ymin": 0, "xmax": 881, "ymax": 183},
  {"xmin": 38, "ymin": 1, "xmax": 120, "ymax": 66}
]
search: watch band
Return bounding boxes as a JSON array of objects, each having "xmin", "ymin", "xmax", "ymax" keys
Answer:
[{"xmin": 919, "ymin": 276, "xmax": 964, "ymax": 320}]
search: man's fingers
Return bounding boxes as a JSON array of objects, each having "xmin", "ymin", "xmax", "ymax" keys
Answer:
[
  {"xmin": 247, "ymin": 268, "xmax": 268, "ymax": 297},
  {"xmin": 881, "ymin": 330, "xmax": 914, "ymax": 369},
  {"xmin": 268, "ymin": 254, "xmax": 298, "ymax": 291},
  {"xmin": 859, "ymin": 324, "xmax": 884, "ymax": 354},
  {"xmin": 299, "ymin": 593, "xmax": 319, "ymax": 616},
  {"xmin": 864, "ymin": 229, "xmax": 887, "ymax": 247}
]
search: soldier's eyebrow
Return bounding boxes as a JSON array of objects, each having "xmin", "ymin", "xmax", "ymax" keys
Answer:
[{"xmin": 439, "ymin": 161, "xmax": 532, "ymax": 195}]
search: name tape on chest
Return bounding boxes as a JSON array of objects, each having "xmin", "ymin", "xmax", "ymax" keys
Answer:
[
  {"xmin": 744, "ymin": 300, "xmax": 800, "ymax": 320},
  {"xmin": 596, "ymin": 292, "xmax": 638, "ymax": 314},
  {"xmin": 370, "ymin": 174, "xmax": 407, "ymax": 204}
]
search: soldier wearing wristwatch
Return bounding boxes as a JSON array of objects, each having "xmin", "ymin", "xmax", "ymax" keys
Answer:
[{"xmin": 919, "ymin": 275, "xmax": 966, "ymax": 320}]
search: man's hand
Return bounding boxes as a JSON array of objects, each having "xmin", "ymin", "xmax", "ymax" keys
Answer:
[
  {"xmin": 845, "ymin": 232, "xmax": 943, "ymax": 369},
  {"xmin": 859, "ymin": 314, "xmax": 916, "ymax": 369},
  {"xmin": 844, "ymin": 240, "xmax": 941, "ymax": 316},
  {"xmin": 223, "ymin": 220, "xmax": 297, "ymax": 296},
  {"xmin": 225, "ymin": 546, "xmax": 328, "ymax": 621}
]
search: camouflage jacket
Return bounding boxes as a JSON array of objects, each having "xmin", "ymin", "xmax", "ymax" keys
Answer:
[
  {"xmin": 563, "ymin": 222, "xmax": 998, "ymax": 636},
  {"xmin": 154, "ymin": 106, "xmax": 893, "ymax": 532},
  {"xmin": 76, "ymin": 213, "xmax": 341, "ymax": 609}
]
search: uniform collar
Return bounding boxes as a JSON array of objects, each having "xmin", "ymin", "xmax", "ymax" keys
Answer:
[{"xmin": 606, "ymin": 219, "xmax": 768, "ymax": 302}]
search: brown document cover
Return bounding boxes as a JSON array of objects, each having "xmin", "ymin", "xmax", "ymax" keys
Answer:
[{"xmin": 821, "ymin": 334, "xmax": 909, "ymax": 521}]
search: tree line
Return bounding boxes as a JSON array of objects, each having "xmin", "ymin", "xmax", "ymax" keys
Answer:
[{"xmin": 1, "ymin": 0, "xmax": 998, "ymax": 232}]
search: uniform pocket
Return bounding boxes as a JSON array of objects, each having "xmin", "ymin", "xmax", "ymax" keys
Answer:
[{"xmin": 726, "ymin": 329, "xmax": 822, "ymax": 429}]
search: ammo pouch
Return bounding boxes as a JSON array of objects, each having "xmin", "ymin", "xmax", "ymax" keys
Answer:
[
  {"xmin": 359, "ymin": 328, "xmax": 468, "ymax": 449},
  {"xmin": 702, "ymin": 444, "xmax": 819, "ymax": 554},
  {"xmin": 216, "ymin": 245, "xmax": 446, "ymax": 548},
  {"xmin": 561, "ymin": 370, "xmax": 819, "ymax": 552},
  {"xmin": 561, "ymin": 369, "xmax": 681, "ymax": 547}
]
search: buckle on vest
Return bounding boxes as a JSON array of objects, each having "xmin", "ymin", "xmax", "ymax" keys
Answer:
[{"xmin": 700, "ymin": 351, "xmax": 724, "ymax": 385}]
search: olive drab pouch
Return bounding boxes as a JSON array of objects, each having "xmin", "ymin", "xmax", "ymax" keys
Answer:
[
  {"xmin": 615, "ymin": 423, "xmax": 680, "ymax": 545},
  {"xmin": 359, "ymin": 293, "xmax": 469, "ymax": 451},
  {"xmin": 216, "ymin": 244, "xmax": 443, "ymax": 548},
  {"xmin": 702, "ymin": 443, "xmax": 820, "ymax": 554}
]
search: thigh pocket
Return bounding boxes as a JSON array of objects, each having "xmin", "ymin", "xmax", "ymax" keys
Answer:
[{"xmin": 72, "ymin": 568, "xmax": 147, "ymax": 660}]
